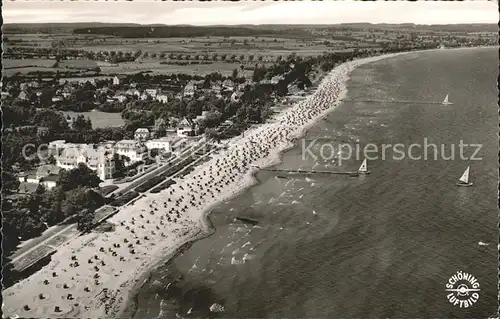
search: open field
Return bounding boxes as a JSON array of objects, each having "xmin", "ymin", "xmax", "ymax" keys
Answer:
[
  {"xmin": 99, "ymin": 60, "xmax": 256, "ymax": 76},
  {"xmin": 4, "ymin": 58, "xmax": 57, "ymax": 68},
  {"xmin": 3, "ymin": 35, "xmax": 335, "ymax": 77},
  {"xmin": 3, "ymin": 67, "xmax": 62, "ymax": 76},
  {"xmin": 58, "ymin": 59, "xmax": 98, "ymax": 68}
]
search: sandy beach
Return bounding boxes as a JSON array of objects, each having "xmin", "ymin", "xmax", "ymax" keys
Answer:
[{"xmin": 2, "ymin": 51, "xmax": 409, "ymax": 319}]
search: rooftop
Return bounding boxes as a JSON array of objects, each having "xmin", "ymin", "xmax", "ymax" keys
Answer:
[{"xmin": 40, "ymin": 174, "xmax": 60, "ymax": 182}]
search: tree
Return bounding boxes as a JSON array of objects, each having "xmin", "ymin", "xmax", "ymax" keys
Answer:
[
  {"xmin": 77, "ymin": 209, "xmax": 96, "ymax": 232},
  {"xmin": 275, "ymin": 80, "xmax": 289, "ymax": 96},
  {"xmin": 73, "ymin": 114, "xmax": 92, "ymax": 131},
  {"xmin": 62, "ymin": 187, "xmax": 103, "ymax": 223},
  {"xmin": 2, "ymin": 170, "xmax": 20, "ymax": 195},
  {"xmin": 155, "ymin": 124, "xmax": 167, "ymax": 138},
  {"xmin": 35, "ymin": 183, "xmax": 46, "ymax": 196},
  {"xmin": 112, "ymin": 154, "xmax": 126, "ymax": 178},
  {"xmin": 203, "ymin": 110, "xmax": 223, "ymax": 128},
  {"xmin": 204, "ymin": 127, "xmax": 220, "ymax": 141},
  {"xmin": 252, "ymin": 66, "xmax": 267, "ymax": 83},
  {"xmin": 232, "ymin": 68, "xmax": 238, "ymax": 79},
  {"xmin": 57, "ymin": 164, "xmax": 102, "ymax": 191},
  {"xmin": 202, "ymin": 77, "xmax": 211, "ymax": 89},
  {"xmin": 47, "ymin": 154, "xmax": 56, "ymax": 165},
  {"xmin": 39, "ymin": 89, "xmax": 55, "ymax": 108}
]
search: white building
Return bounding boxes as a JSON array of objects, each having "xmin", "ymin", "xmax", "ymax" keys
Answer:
[
  {"xmin": 113, "ymin": 94, "xmax": 128, "ymax": 103},
  {"xmin": 114, "ymin": 140, "xmax": 148, "ymax": 163},
  {"xmin": 270, "ymin": 75, "xmax": 284, "ymax": 84},
  {"xmin": 48, "ymin": 140, "xmax": 67, "ymax": 156},
  {"xmin": 145, "ymin": 88, "xmax": 158, "ymax": 98},
  {"xmin": 177, "ymin": 117, "xmax": 198, "ymax": 137},
  {"xmin": 40, "ymin": 175, "xmax": 58, "ymax": 189},
  {"xmin": 18, "ymin": 91, "xmax": 28, "ymax": 100},
  {"xmin": 156, "ymin": 94, "xmax": 169, "ymax": 103},
  {"xmin": 18, "ymin": 164, "xmax": 62, "ymax": 189},
  {"xmin": 113, "ymin": 76, "xmax": 120, "ymax": 85},
  {"xmin": 57, "ymin": 146, "xmax": 115, "ymax": 181},
  {"xmin": 134, "ymin": 128, "xmax": 150, "ymax": 141},
  {"xmin": 222, "ymin": 79, "xmax": 235, "ymax": 91},
  {"xmin": 146, "ymin": 137, "xmax": 174, "ymax": 153},
  {"xmin": 125, "ymin": 89, "xmax": 140, "ymax": 97},
  {"xmin": 183, "ymin": 81, "xmax": 196, "ymax": 97},
  {"xmin": 231, "ymin": 91, "xmax": 243, "ymax": 102}
]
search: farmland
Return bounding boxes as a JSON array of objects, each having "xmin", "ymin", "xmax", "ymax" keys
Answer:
[{"xmin": 3, "ymin": 23, "xmax": 497, "ymax": 79}]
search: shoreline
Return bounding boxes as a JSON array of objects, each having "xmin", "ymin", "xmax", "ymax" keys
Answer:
[
  {"xmin": 1, "ymin": 50, "xmax": 409, "ymax": 319},
  {"xmin": 117, "ymin": 51, "xmax": 409, "ymax": 318},
  {"xmin": 123, "ymin": 45, "xmax": 496, "ymax": 319},
  {"xmin": 4, "ymin": 46, "xmax": 488, "ymax": 319}
]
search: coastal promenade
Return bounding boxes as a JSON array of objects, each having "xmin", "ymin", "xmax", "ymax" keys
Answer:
[
  {"xmin": 3, "ymin": 52, "xmax": 407, "ymax": 319},
  {"xmin": 7, "ymin": 139, "xmax": 212, "ymax": 274}
]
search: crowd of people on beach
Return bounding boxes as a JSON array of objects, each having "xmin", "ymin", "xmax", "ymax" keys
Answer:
[{"xmin": 3, "ymin": 61, "xmax": 354, "ymax": 319}]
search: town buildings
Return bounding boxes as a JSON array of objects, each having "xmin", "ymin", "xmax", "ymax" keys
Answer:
[
  {"xmin": 57, "ymin": 145, "xmax": 115, "ymax": 180},
  {"xmin": 177, "ymin": 117, "xmax": 198, "ymax": 137},
  {"xmin": 114, "ymin": 140, "xmax": 148, "ymax": 163},
  {"xmin": 18, "ymin": 164, "xmax": 62, "ymax": 190},
  {"xmin": 145, "ymin": 137, "xmax": 174, "ymax": 153},
  {"xmin": 134, "ymin": 128, "xmax": 150, "ymax": 141},
  {"xmin": 183, "ymin": 80, "xmax": 197, "ymax": 97}
]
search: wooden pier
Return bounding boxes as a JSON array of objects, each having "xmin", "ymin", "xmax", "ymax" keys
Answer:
[
  {"xmin": 345, "ymin": 99, "xmax": 441, "ymax": 105},
  {"xmin": 262, "ymin": 168, "xmax": 359, "ymax": 176}
]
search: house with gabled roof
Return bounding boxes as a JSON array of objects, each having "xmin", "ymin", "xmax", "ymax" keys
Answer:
[
  {"xmin": 177, "ymin": 117, "xmax": 198, "ymax": 137},
  {"xmin": 18, "ymin": 91, "xmax": 28, "ymax": 100},
  {"xmin": 183, "ymin": 81, "xmax": 197, "ymax": 98},
  {"xmin": 222, "ymin": 79, "xmax": 235, "ymax": 91},
  {"xmin": 134, "ymin": 128, "xmax": 150, "ymax": 141},
  {"xmin": 57, "ymin": 145, "xmax": 115, "ymax": 180}
]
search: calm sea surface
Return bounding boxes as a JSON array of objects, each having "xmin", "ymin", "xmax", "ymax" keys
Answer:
[{"xmin": 130, "ymin": 47, "xmax": 498, "ymax": 319}]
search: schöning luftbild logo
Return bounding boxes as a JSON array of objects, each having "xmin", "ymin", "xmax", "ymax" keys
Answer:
[{"xmin": 445, "ymin": 271, "xmax": 480, "ymax": 308}]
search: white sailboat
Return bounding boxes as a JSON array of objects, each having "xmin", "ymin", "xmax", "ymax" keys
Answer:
[
  {"xmin": 442, "ymin": 94, "xmax": 453, "ymax": 105},
  {"xmin": 358, "ymin": 158, "xmax": 371, "ymax": 174},
  {"xmin": 456, "ymin": 165, "xmax": 473, "ymax": 187}
]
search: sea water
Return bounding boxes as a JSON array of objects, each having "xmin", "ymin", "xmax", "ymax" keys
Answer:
[{"xmin": 129, "ymin": 47, "xmax": 498, "ymax": 319}]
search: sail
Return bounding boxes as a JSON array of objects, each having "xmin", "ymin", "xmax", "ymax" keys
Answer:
[
  {"xmin": 443, "ymin": 94, "xmax": 449, "ymax": 104},
  {"xmin": 358, "ymin": 159, "xmax": 367, "ymax": 172},
  {"xmin": 459, "ymin": 166, "xmax": 470, "ymax": 183}
]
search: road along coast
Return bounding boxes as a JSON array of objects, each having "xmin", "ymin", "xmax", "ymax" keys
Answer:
[{"xmin": 2, "ymin": 51, "xmax": 408, "ymax": 319}]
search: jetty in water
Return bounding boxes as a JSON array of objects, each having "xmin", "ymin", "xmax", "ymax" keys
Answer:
[
  {"xmin": 262, "ymin": 168, "xmax": 359, "ymax": 176},
  {"xmin": 345, "ymin": 99, "xmax": 443, "ymax": 105}
]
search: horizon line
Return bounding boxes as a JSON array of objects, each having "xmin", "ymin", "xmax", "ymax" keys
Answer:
[{"xmin": 4, "ymin": 22, "xmax": 497, "ymax": 26}]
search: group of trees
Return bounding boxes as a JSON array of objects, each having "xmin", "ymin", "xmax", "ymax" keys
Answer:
[
  {"xmin": 73, "ymin": 25, "xmax": 284, "ymax": 38},
  {"xmin": 3, "ymin": 164, "xmax": 104, "ymax": 261}
]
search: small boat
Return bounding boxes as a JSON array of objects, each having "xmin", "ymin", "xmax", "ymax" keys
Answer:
[
  {"xmin": 358, "ymin": 159, "xmax": 371, "ymax": 174},
  {"xmin": 276, "ymin": 175, "xmax": 289, "ymax": 179},
  {"xmin": 456, "ymin": 165, "xmax": 473, "ymax": 187},
  {"xmin": 442, "ymin": 94, "xmax": 453, "ymax": 105}
]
